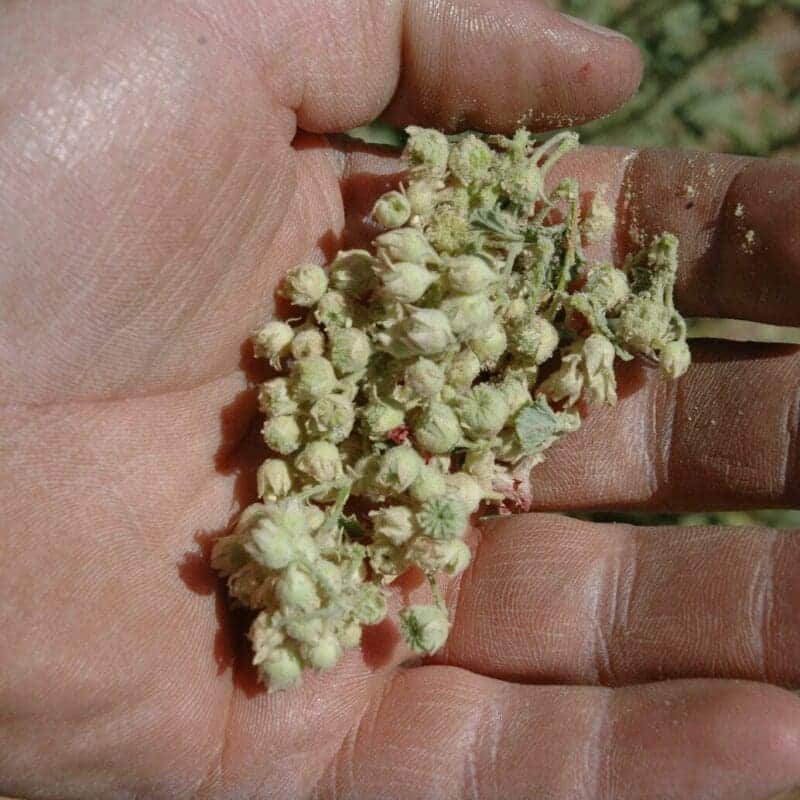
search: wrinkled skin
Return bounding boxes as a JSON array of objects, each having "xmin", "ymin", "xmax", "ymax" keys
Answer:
[{"xmin": 1, "ymin": 2, "xmax": 800, "ymax": 799}]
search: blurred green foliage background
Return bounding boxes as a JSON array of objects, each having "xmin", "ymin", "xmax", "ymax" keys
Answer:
[{"xmin": 351, "ymin": 0, "xmax": 800, "ymax": 529}]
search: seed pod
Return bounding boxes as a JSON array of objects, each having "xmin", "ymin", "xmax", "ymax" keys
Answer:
[
  {"xmin": 404, "ymin": 358, "xmax": 445, "ymax": 398},
  {"xmin": 283, "ymin": 263, "xmax": 328, "ymax": 307},
  {"xmin": 412, "ymin": 402, "xmax": 461, "ymax": 454},
  {"xmin": 372, "ymin": 190, "xmax": 412, "ymax": 228},
  {"xmin": 660, "ymin": 339, "xmax": 691, "ymax": 379},
  {"xmin": 403, "ymin": 126, "xmax": 450, "ymax": 178},
  {"xmin": 399, "ymin": 605, "xmax": 450, "ymax": 654},
  {"xmin": 262, "ymin": 415, "xmax": 302, "ymax": 455},
  {"xmin": 329, "ymin": 327, "xmax": 371, "ymax": 375},
  {"xmin": 291, "ymin": 327, "xmax": 326, "ymax": 360},
  {"xmin": 252, "ymin": 321, "xmax": 294, "ymax": 367},
  {"xmin": 256, "ymin": 458, "xmax": 294, "ymax": 501},
  {"xmin": 290, "ymin": 356, "xmax": 338, "ymax": 404},
  {"xmin": 445, "ymin": 255, "xmax": 497, "ymax": 295}
]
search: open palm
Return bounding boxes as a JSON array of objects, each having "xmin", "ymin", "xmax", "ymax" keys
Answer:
[{"xmin": 2, "ymin": 2, "xmax": 799, "ymax": 799}]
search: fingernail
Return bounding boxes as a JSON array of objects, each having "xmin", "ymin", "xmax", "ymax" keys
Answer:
[{"xmin": 562, "ymin": 13, "xmax": 631, "ymax": 41}]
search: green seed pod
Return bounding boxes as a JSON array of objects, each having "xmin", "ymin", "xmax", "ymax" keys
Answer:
[
  {"xmin": 405, "ymin": 179, "xmax": 440, "ymax": 220},
  {"xmin": 375, "ymin": 446, "xmax": 423, "ymax": 494},
  {"xmin": 252, "ymin": 321, "xmax": 294, "ymax": 367},
  {"xmin": 304, "ymin": 632, "xmax": 343, "ymax": 672},
  {"xmin": 290, "ymin": 356, "xmax": 338, "ymax": 404},
  {"xmin": 412, "ymin": 402, "xmax": 461, "ymax": 454},
  {"xmin": 416, "ymin": 494, "xmax": 469, "ymax": 540},
  {"xmin": 374, "ymin": 227, "xmax": 440, "ymax": 266},
  {"xmin": 353, "ymin": 583, "xmax": 388, "ymax": 625},
  {"xmin": 329, "ymin": 249, "xmax": 377, "ymax": 296},
  {"xmin": 259, "ymin": 645, "xmax": 305, "ymax": 692},
  {"xmin": 361, "ymin": 400, "xmax": 405, "ymax": 441},
  {"xmin": 539, "ymin": 352, "xmax": 584, "ymax": 407},
  {"xmin": 372, "ymin": 190, "xmax": 412, "ymax": 228},
  {"xmin": 249, "ymin": 611, "xmax": 285, "ymax": 664},
  {"xmin": 441, "ymin": 294, "xmax": 494, "ymax": 340},
  {"xmin": 468, "ymin": 321, "xmax": 507, "ymax": 367},
  {"xmin": 276, "ymin": 563, "xmax": 321, "ymax": 612},
  {"xmin": 285, "ymin": 616, "xmax": 325, "ymax": 646},
  {"xmin": 379, "ymin": 262, "xmax": 437, "ymax": 303},
  {"xmin": 660, "ymin": 339, "xmax": 691, "ymax": 379},
  {"xmin": 314, "ymin": 290, "xmax": 355, "ymax": 330},
  {"xmin": 444, "ymin": 471, "xmax": 484, "ymax": 514},
  {"xmin": 407, "ymin": 465, "xmax": 448, "ymax": 503},
  {"xmin": 447, "ymin": 134, "xmax": 494, "ymax": 185},
  {"xmin": 262, "ymin": 414, "xmax": 302, "ymax": 455},
  {"xmin": 294, "ymin": 440, "xmax": 343, "ymax": 484},
  {"xmin": 283, "ymin": 263, "xmax": 328, "ymax": 307},
  {"xmin": 307, "ymin": 395, "xmax": 356, "ymax": 443},
  {"xmin": 329, "ymin": 327, "xmax": 371, "ymax": 375},
  {"xmin": 376, "ymin": 308, "xmax": 456, "ymax": 358},
  {"xmin": 495, "ymin": 373, "xmax": 531, "ymax": 415},
  {"xmin": 446, "ymin": 348, "xmax": 481, "ymax": 391},
  {"xmin": 312, "ymin": 558, "xmax": 344, "ymax": 599},
  {"xmin": 616, "ymin": 295, "xmax": 672, "ymax": 354},
  {"xmin": 585, "ymin": 263, "xmax": 629, "ymax": 312},
  {"xmin": 501, "ymin": 159, "xmax": 543, "ymax": 207},
  {"xmin": 369, "ymin": 505, "xmax": 417, "ymax": 546},
  {"xmin": 291, "ymin": 327, "xmax": 326, "ymax": 360},
  {"xmin": 455, "ymin": 384, "xmax": 510, "ymax": 438},
  {"xmin": 368, "ymin": 539, "xmax": 405, "ymax": 583},
  {"xmin": 258, "ymin": 377, "xmax": 298, "ymax": 418},
  {"xmin": 399, "ymin": 605, "xmax": 450, "ymax": 655},
  {"xmin": 445, "ymin": 255, "xmax": 497, "ymax": 295},
  {"xmin": 404, "ymin": 358, "xmax": 445, "ymax": 398},
  {"xmin": 507, "ymin": 314, "xmax": 559, "ymax": 364},
  {"xmin": 582, "ymin": 334, "xmax": 617, "ymax": 405},
  {"xmin": 256, "ymin": 458, "xmax": 293, "ymax": 501},
  {"xmin": 403, "ymin": 126, "xmax": 450, "ymax": 178}
]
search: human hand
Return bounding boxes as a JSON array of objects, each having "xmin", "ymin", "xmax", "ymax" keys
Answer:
[{"xmin": 1, "ymin": 2, "xmax": 799, "ymax": 799}]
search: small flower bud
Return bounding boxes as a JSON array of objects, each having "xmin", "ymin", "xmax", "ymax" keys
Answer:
[
  {"xmin": 252, "ymin": 321, "xmax": 294, "ymax": 367},
  {"xmin": 507, "ymin": 314, "xmax": 559, "ymax": 364},
  {"xmin": 276, "ymin": 563, "xmax": 321, "ymax": 612},
  {"xmin": 444, "ymin": 471, "xmax": 484, "ymax": 514},
  {"xmin": 660, "ymin": 339, "xmax": 691, "ymax": 379},
  {"xmin": 412, "ymin": 402, "xmax": 462, "ymax": 454},
  {"xmin": 256, "ymin": 458, "xmax": 293, "ymax": 501},
  {"xmin": 376, "ymin": 308, "xmax": 456, "ymax": 358},
  {"xmin": 416, "ymin": 494, "xmax": 469, "ymax": 540},
  {"xmin": 442, "ymin": 539, "xmax": 472, "ymax": 576},
  {"xmin": 455, "ymin": 384, "xmax": 510, "ymax": 438},
  {"xmin": 447, "ymin": 348, "xmax": 481, "ymax": 390},
  {"xmin": 329, "ymin": 249, "xmax": 378, "ymax": 296},
  {"xmin": 445, "ymin": 255, "xmax": 497, "ymax": 295},
  {"xmin": 379, "ymin": 262, "xmax": 437, "ymax": 303},
  {"xmin": 399, "ymin": 605, "xmax": 450, "ymax": 655},
  {"xmin": 312, "ymin": 558, "xmax": 344, "ymax": 599},
  {"xmin": 294, "ymin": 440, "xmax": 343, "ymax": 484},
  {"xmin": 304, "ymin": 632, "xmax": 343, "ymax": 672},
  {"xmin": 258, "ymin": 377, "xmax": 298, "ymax": 417},
  {"xmin": 315, "ymin": 290, "xmax": 355, "ymax": 330},
  {"xmin": 369, "ymin": 505, "xmax": 417, "ymax": 546},
  {"xmin": 403, "ymin": 126, "xmax": 450, "ymax": 178},
  {"xmin": 290, "ymin": 356, "xmax": 338, "ymax": 404},
  {"xmin": 283, "ymin": 263, "xmax": 328, "ymax": 307},
  {"xmin": 361, "ymin": 400, "xmax": 405, "ymax": 441},
  {"xmin": 441, "ymin": 294, "xmax": 494, "ymax": 340},
  {"xmin": 374, "ymin": 227, "xmax": 439, "ymax": 266},
  {"xmin": 408, "ymin": 465, "xmax": 448, "ymax": 503},
  {"xmin": 291, "ymin": 327, "xmax": 326, "ymax": 360},
  {"xmin": 447, "ymin": 134, "xmax": 494, "ymax": 185},
  {"xmin": 262, "ymin": 414, "xmax": 302, "ymax": 455},
  {"xmin": 372, "ymin": 190, "xmax": 412, "ymax": 228},
  {"xmin": 404, "ymin": 358, "xmax": 445, "ymax": 398},
  {"xmin": 307, "ymin": 395, "xmax": 356, "ymax": 443},
  {"xmin": 329, "ymin": 327, "xmax": 371, "ymax": 375},
  {"xmin": 468, "ymin": 322, "xmax": 507, "ymax": 367},
  {"xmin": 584, "ymin": 263, "xmax": 629, "ymax": 312},
  {"xmin": 375, "ymin": 446, "xmax": 423, "ymax": 494}
]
